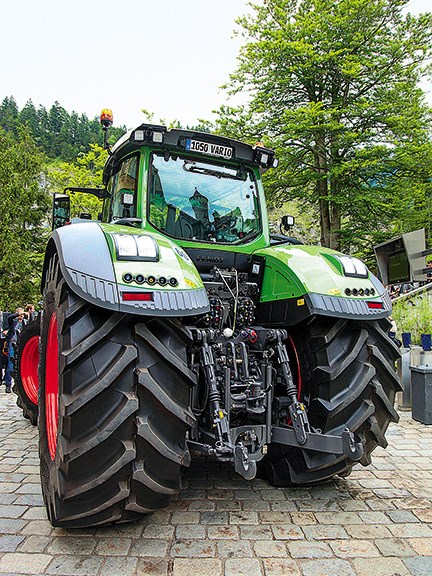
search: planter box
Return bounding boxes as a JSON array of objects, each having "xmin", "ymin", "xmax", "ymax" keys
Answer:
[{"xmin": 410, "ymin": 365, "xmax": 432, "ymax": 425}]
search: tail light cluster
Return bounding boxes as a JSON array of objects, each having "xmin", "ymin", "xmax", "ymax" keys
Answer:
[{"xmin": 123, "ymin": 273, "xmax": 178, "ymax": 287}]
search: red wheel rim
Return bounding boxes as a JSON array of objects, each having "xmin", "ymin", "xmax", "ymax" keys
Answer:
[
  {"xmin": 45, "ymin": 313, "xmax": 59, "ymax": 460},
  {"xmin": 20, "ymin": 336, "xmax": 39, "ymax": 405}
]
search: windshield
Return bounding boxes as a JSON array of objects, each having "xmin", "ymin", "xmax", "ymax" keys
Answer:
[{"xmin": 148, "ymin": 154, "xmax": 261, "ymax": 243}]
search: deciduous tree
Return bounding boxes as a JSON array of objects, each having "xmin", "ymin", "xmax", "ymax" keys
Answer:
[
  {"xmin": 219, "ymin": 0, "xmax": 432, "ymax": 252},
  {"xmin": 0, "ymin": 127, "xmax": 50, "ymax": 308}
]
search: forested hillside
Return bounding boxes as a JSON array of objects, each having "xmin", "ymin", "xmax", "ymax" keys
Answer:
[
  {"xmin": 0, "ymin": 96, "xmax": 126, "ymax": 308},
  {"xmin": 0, "ymin": 96, "xmax": 126, "ymax": 161}
]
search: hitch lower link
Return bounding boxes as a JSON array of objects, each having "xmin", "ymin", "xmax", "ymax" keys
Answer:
[{"xmin": 273, "ymin": 329, "xmax": 363, "ymax": 461}]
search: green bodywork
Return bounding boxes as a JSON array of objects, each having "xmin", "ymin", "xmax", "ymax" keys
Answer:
[
  {"xmin": 50, "ymin": 125, "xmax": 388, "ymax": 320},
  {"xmin": 100, "ymin": 147, "xmax": 383, "ymax": 305}
]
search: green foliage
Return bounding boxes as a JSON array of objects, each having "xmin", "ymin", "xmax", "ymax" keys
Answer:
[
  {"xmin": 48, "ymin": 145, "xmax": 108, "ymax": 219},
  {"xmin": 392, "ymin": 294, "xmax": 432, "ymax": 343},
  {"xmin": 0, "ymin": 96, "xmax": 126, "ymax": 162},
  {"xmin": 0, "ymin": 126, "xmax": 50, "ymax": 309},
  {"xmin": 216, "ymin": 0, "xmax": 432, "ymax": 256}
]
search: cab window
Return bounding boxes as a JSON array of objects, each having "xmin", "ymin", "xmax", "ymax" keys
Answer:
[{"xmin": 107, "ymin": 155, "xmax": 139, "ymax": 222}]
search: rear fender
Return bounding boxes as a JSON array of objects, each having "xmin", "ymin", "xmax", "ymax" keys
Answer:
[
  {"xmin": 42, "ymin": 222, "xmax": 209, "ymax": 316},
  {"xmin": 254, "ymin": 244, "xmax": 391, "ymax": 325}
]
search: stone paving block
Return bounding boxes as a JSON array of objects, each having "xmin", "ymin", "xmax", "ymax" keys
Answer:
[
  {"xmin": 403, "ymin": 556, "xmax": 432, "ymax": 576},
  {"xmin": 129, "ymin": 538, "xmax": 169, "ymax": 557},
  {"xmin": 259, "ymin": 489, "xmax": 288, "ymax": 501},
  {"xmin": 94, "ymin": 537, "xmax": 132, "ymax": 556},
  {"xmin": 329, "ymin": 538, "xmax": 380, "ymax": 558},
  {"xmin": 21, "ymin": 506, "xmax": 47, "ymax": 520},
  {"xmin": 207, "ymin": 525, "xmax": 238, "ymax": 540},
  {"xmin": 344, "ymin": 523, "xmax": 391, "ymax": 539},
  {"xmin": 290, "ymin": 511, "xmax": 317, "ymax": 524},
  {"xmin": 170, "ymin": 511, "xmax": 200, "ymax": 524},
  {"xmin": 170, "ymin": 539, "xmax": 215, "ymax": 558},
  {"xmin": 141, "ymin": 511, "xmax": 171, "ymax": 525},
  {"xmin": 0, "ymin": 493, "xmax": 17, "ymax": 505},
  {"xmin": 0, "ymin": 552, "xmax": 53, "ymax": 574},
  {"xmin": 253, "ymin": 539, "xmax": 288, "ymax": 557},
  {"xmin": 136, "ymin": 558, "xmax": 169, "ymax": 576},
  {"xmin": 288, "ymin": 541, "xmax": 333, "ymax": 559},
  {"xmin": 259, "ymin": 511, "xmax": 292, "ymax": 524},
  {"xmin": 365, "ymin": 498, "xmax": 396, "ymax": 511},
  {"xmin": 47, "ymin": 536, "xmax": 96, "ymax": 555},
  {"xmin": 216, "ymin": 540, "xmax": 253, "ymax": 558},
  {"xmin": 225, "ymin": 558, "xmax": 262, "ymax": 576},
  {"xmin": 45, "ymin": 554, "xmax": 104, "ymax": 575},
  {"xmin": 303, "ymin": 525, "xmax": 349, "ymax": 540},
  {"xmin": 20, "ymin": 519, "xmax": 53, "ymax": 535},
  {"xmin": 14, "ymin": 493, "xmax": 44, "ymax": 506},
  {"xmin": 142, "ymin": 524, "xmax": 175, "ymax": 539},
  {"xmin": 413, "ymin": 508, "xmax": 432, "ymax": 522},
  {"xmin": 240, "ymin": 525, "xmax": 274, "ymax": 540},
  {"xmin": 0, "ymin": 504, "xmax": 29, "ymax": 518},
  {"xmin": 351, "ymin": 556, "xmax": 410, "ymax": 576},
  {"xmin": 339, "ymin": 499, "xmax": 369, "ymax": 511},
  {"xmin": 271, "ymin": 524, "xmax": 304, "ymax": 540},
  {"xmin": 100, "ymin": 556, "xmax": 138, "ymax": 576},
  {"xmin": 214, "ymin": 499, "xmax": 241, "ymax": 511},
  {"xmin": 187, "ymin": 499, "xmax": 216, "ymax": 511},
  {"xmin": 293, "ymin": 499, "xmax": 339, "ymax": 511},
  {"xmin": 230, "ymin": 511, "xmax": 259, "ymax": 525},
  {"xmin": 173, "ymin": 558, "xmax": 222, "ymax": 576},
  {"xmin": 386, "ymin": 509, "xmax": 420, "ymax": 523},
  {"xmin": 387, "ymin": 522, "xmax": 432, "ymax": 538},
  {"xmin": 175, "ymin": 524, "xmax": 206, "ymax": 539},
  {"xmin": 299, "ymin": 558, "xmax": 356, "ymax": 576},
  {"xmin": 357, "ymin": 511, "xmax": 389, "ymax": 524},
  {"xmin": 269, "ymin": 500, "xmax": 297, "ymax": 511},
  {"xmin": 262, "ymin": 557, "xmax": 301, "ymax": 576},
  {"xmin": 0, "ymin": 518, "xmax": 27, "ymax": 534},
  {"xmin": 15, "ymin": 482, "xmax": 42, "ymax": 494},
  {"xmin": 17, "ymin": 534, "xmax": 51, "ymax": 553},
  {"xmin": 200, "ymin": 511, "xmax": 229, "ymax": 525},
  {"xmin": 407, "ymin": 537, "xmax": 432, "ymax": 555},
  {"xmin": 315, "ymin": 511, "xmax": 362, "ymax": 524},
  {"xmin": 374, "ymin": 537, "xmax": 417, "ymax": 556},
  {"xmin": 0, "ymin": 534, "xmax": 25, "ymax": 552}
]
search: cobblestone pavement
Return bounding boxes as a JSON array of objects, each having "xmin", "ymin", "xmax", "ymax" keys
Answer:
[{"xmin": 0, "ymin": 393, "xmax": 431, "ymax": 576}]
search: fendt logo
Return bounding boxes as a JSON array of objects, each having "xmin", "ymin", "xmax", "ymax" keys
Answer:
[{"xmin": 195, "ymin": 255, "xmax": 225, "ymax": 264}]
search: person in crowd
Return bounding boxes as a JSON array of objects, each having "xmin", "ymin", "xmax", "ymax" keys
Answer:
[
  {"xmin": 3, "ymin": 308, "xmax": 25, "ymax": 393},
  {"xmin": 24, "ymin": 304, "xmax": 37, "ymax": 322},
  {"xmin": 0, "ymin": 308, "xmax": 9, "ymax": 384}
]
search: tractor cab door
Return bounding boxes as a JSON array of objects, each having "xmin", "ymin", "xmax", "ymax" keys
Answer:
[{"xmin": 52, "ymin": 194, "xmax": 71, "ymax": 230}]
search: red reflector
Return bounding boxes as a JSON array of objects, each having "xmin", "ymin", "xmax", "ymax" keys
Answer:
[
  {"xmin": 367, "ymin": 301, "xmax": 383, "ymax": 309},
  {"xmin": 122, "ymin": 292, "xmax": 153, "ymax": 302}
]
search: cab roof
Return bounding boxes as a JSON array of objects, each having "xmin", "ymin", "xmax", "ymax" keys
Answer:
[{"xmin": 103, "ymin": 124, "xmax": 277, "ymax": 185}]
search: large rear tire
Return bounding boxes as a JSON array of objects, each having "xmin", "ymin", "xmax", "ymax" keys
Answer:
[
  {"xmin": 263, "ymin": 316, "xmax": 401, "ymax": 485},
  {"xmin": 39, "ymin": 255, "xmax": 196, "ymax": 527},
  {"xmin": 13, "ymin": 316, "xmax": 41, "ymax": 426}
]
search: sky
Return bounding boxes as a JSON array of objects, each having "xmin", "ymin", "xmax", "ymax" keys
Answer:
[{"xmin": 0, "ymin": 0, "xmax": 431, "ymax": 131}]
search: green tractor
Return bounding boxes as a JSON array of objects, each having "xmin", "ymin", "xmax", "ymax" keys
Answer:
[{"xmin": 15, "ymin": 112, "xmax": 400, "ymax": 528}]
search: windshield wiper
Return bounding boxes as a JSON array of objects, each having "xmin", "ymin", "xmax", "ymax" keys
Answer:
[{"xmin": 183, "ymin": 161, "xmax": 244, "ymax": 181}]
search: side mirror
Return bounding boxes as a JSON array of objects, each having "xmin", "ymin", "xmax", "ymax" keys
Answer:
[
  {"xmin": 52, "ymin": 194, "xmax": 71, "ymax": 230},
  {"xmin": 281, "ymin": 214, "xmax": 295, "ymax": 234}
]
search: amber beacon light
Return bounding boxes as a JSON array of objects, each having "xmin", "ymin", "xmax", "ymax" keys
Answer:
[{"xmin": 100, "ymin": 109, "xmax": 113, "ymax": 128}]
